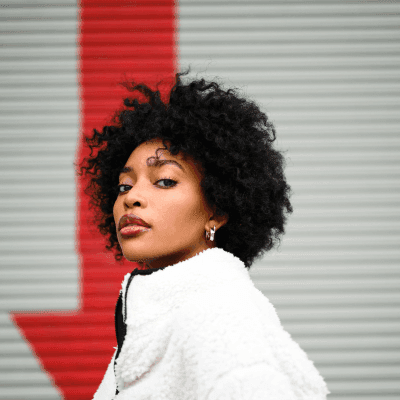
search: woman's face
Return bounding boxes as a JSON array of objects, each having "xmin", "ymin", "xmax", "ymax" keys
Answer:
[{"xmin": 113, "ymin": 138, "xmax": 227, "ymax": 269}]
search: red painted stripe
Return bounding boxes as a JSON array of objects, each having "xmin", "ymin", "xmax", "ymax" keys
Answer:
[{"xmin": 12, "ymin": 1, "xmax": 176, "ymax": 398}]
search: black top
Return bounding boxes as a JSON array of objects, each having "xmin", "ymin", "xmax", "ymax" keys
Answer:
[{"xmin": 114, "ymin": 265, "xmax": 168, "ymax": 395}]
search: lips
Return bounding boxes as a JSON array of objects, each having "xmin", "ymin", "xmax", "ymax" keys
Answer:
[{"xmin": 118, "ymin": 213, "xmax": 150, "ymax": 231}]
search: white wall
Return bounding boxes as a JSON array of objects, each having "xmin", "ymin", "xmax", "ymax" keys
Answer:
[{"xmin": 0, "ymin": 1, "xmax": 79, "ymax": 398}]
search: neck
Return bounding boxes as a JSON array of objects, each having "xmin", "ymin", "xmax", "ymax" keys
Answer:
[{"xmin": 140, "ymin": 241, "xmax": 216, "ymax": 270}]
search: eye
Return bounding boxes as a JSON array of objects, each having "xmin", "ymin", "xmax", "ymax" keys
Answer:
[
  {"xmin": 117, "ymin": 184, "xmax": 131, "ymax": 194},
  {"xmin": 156, "ymin": 178, "xmax": 177, "ymax": 188},
  {"xmin": 116, "ymin": 178, "xmax": 177, "ymax": 194}
]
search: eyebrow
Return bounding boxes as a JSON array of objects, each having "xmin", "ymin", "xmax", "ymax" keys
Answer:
[{"xmin": 119, "ymin": 159, "xmax": 184, "ymax": 175}]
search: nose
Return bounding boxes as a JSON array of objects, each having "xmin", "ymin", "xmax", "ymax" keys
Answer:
[{"xmin": 123, "ymin": 179, "xmax": 148, "ymax": 208}]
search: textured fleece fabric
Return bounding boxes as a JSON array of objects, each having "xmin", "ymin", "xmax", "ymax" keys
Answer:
[{"xmin": 93, "ymin": 247, "xmax": 330, "ymax": 400}]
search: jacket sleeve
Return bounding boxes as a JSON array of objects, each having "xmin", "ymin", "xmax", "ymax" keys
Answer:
[
  {"xmin": 206, "ymin": 363, "xmax": 297, "ymax": 400},
  {"xmin": 92, "ymin": 349, "xmax": 117, "ymax": 400}
]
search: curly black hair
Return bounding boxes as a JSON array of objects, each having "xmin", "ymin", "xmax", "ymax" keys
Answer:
[{"xmin": 75, "ymin": 70, "xmax": 293, "ymax": 269}]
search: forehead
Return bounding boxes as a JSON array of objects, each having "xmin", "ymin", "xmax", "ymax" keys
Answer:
[
  {"xmin": 136, "ymin": 139, "xmax": 185, "ymax": 163},
  {"xmin": 119, "ymin": 139, "xmax": 204, "ymax": 179}
]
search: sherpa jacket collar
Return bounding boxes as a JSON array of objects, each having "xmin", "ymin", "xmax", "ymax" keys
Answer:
[
  {"xmin": 119, "ymin": 246, "xmax": 249, "ymax": 327},
  {"xmin": 103, "ymin": 246, "xmax": 330, "ymax": 399}
]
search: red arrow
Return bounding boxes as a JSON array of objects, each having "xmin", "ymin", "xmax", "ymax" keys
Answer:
[{"xmin": 10, "ymin": 1, "xmax": 176, "ymax": 398}]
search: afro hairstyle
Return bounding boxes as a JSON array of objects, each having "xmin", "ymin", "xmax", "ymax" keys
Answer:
[{"xmin": 75, "ymin": 71, "xmax": 293, "ymax": 269}]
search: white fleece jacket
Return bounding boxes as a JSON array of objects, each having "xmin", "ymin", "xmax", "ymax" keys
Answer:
[{"xmin": 93, "ymin": 247, "xmax": 330, "ymax": 400}]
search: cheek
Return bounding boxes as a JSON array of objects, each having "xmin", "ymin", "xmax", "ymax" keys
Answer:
[
  {"xmin": 113, "ymin": 198, "xmax": 120, "ymax": 223},
  {"xmin": 156, "ymin": 189, "xmax": 202, "ymax": 225},
  {"xmin": 173, "ymin": 189, "xmax": 209, "ymax": 225}
]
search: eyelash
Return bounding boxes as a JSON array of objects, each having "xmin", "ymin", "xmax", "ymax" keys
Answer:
[{"xmin": 117, "ymin": 178, "xmax": 178, "ymax": 194}]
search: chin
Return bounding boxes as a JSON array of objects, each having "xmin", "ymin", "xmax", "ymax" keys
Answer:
[{"xmin": 122, "ymin": 252, "xmax": 148, "ymax": 263}]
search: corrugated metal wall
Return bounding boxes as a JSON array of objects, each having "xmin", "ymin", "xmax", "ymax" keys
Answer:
[
  {"xmin": 0, "ymin": 1, "xmax": 78, "ymax": 399},
  {"xmin": 177, "ymin": 1, "xmax": 400, "ymax": 399}
]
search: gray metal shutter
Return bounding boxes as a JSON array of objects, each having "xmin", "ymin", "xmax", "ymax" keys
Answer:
[
  {"xmin": 178, "ymin": 1, "xmax": 400, "ymax": 399},
  {"xmin": 0, "ymin": 1, "xmax": 78, "ymax": 399}
]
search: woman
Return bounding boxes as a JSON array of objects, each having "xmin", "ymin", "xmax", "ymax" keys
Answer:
[{"xmin": 77, "ymin": 72, "xmax": 330, "ymax": 399}]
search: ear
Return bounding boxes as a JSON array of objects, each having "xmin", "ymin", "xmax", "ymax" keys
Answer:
[{"xmin": 207, "ymin": 208, "xmax": 229, "ymax": 232}]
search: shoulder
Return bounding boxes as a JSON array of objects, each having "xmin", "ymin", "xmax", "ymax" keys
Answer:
[
  {"xmin": 174, "ymin": 285, "xmax": 280, "ymax": 367},
  {"xmin": 169, "ymin": 285, "xmax": 290, "ymax": 390},
  {"xmin": 173, "ymin": 288, "xmax": 330, "ymax": 399},
  {"xmin": 176, "ymin": 278, "xmax": 281, "ymax": 336}
]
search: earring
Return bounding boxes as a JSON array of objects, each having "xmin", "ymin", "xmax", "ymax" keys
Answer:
[{"xmin": 206, "ymin": 225, "xmax": 216, "ymax": 241}]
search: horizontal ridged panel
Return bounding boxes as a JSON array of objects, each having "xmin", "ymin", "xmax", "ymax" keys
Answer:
[
  {"xmin": 179, "ymin": 0, "xmax": 400, "ymax": 399},
  {"xmin": 0, "ymin": 0, "xmax": 81, "ymax": 399}
]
